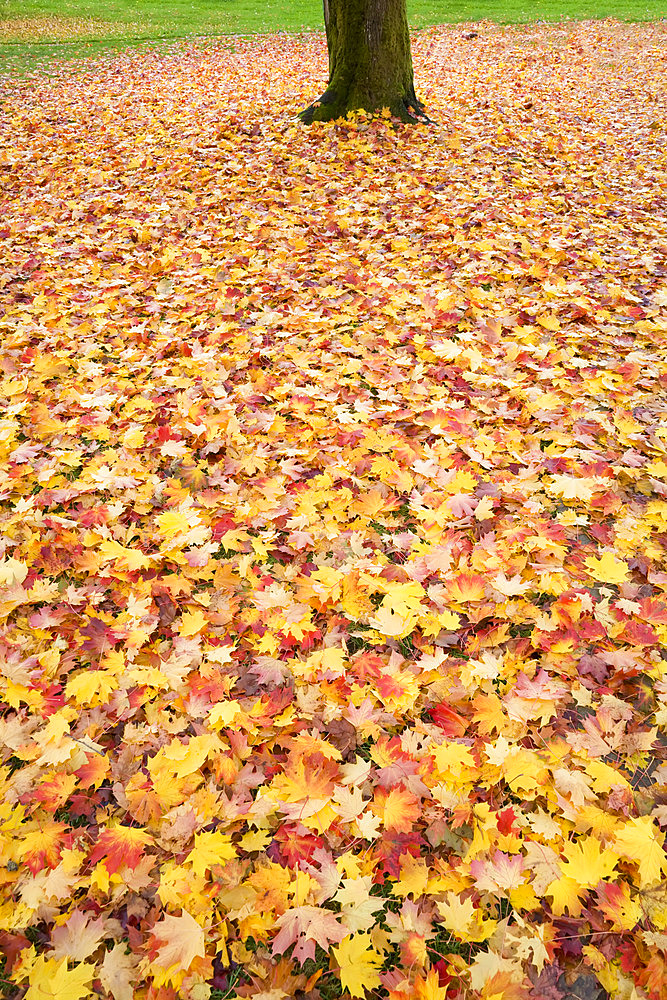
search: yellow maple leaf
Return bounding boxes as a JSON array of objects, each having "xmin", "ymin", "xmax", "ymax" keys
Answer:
[
  {"xmin": 584, "ymin": 552, "xmax": 630, "ymax": 585},
  {"xmin": 150, "ymin": 733, "xmax": 219, "ymax": 780},
  {"xmin": 90, "ymin": 861, "xmax": 110, "ymax": 893},
  {"xmin": 393, "ymin": 852, "xmax": 428, "ymax": 897},
  {"xmin": 473, "ymin": 495, "xmax": 495, "ymax": 520},
  {"xmin": 0, "ymin": 556, "xmax": 28, "ymax": 586},
  {"xmin": 576, "ymin": 805, "xmax": 620, "ymax": 840},
  {"xmin": 500, "ymin": 748, "xmax": 548, "ymax": 795},
  {"xmin": 149, "ymin": 910, "xmax": 206, "ymax": 978},
  {"xmin": 369, "ymin": 602, "xmax": 419, "ymax": 638},
  {"xmin": 549, "ymin": 474, "xmax": 601, "ymax": 503},
  {"xmin": 613, "ymin": 816, "xmax": 667, "ymax": 887},
  {"xmin": 208, "ymin": 699, "xmax": 243, "ymax": 728},
  {"xmin": 186, "ymin": 830, "xmax": 237, "ymax": 878},
  {"xmin": 436, "ymin": 891, "xmax": 497, "ymax": 942},
  {"xmin": 25, "ymin": 956, "xmax": 94, "ymax": 1000},
  {"xmin": 99, "ymin": 944, "xmax": 140, "ymax": 1000},
  {"xmin": 122, "ymin": 427, "xmax": 145, "ymax": 448},
  {"xmin": 432, "ymin": 741, "xmax": 476, "ymax": 776},
  {"xmin": 537, "ymin": 313, "xmax": 560, "ymax": 331},
  {"xmin": 436, "ymin": 608, "xmax": 460, "ymax": 630},
  {"xmin": 98, "ymin": 539, "xmax": 152, "ymax": 571},
  {"xmin": 156, "ymin": 510, "xmax": 192, "ymax": 538},
  {"xmin": 587, "ymin": 759, "xmax": 631, "ymax": 794},
  {"xmin": 334, "ymin": 876, "xmax": 384, "ymax": 934},
  {"xmin": 559, "ymin": 836, "xmax": 618, "ymax": 888},
  {"xmin": 238, "ymin": 828, "xmax": 272, "ymax": 852},
  {"xmin": 333, "ymin": 932, "xmax": 382, "ymax": 998},
  {"xmin": 179, "ymin": 608, "xmax": 208, "ymax": 636},
  {"xmin": 545, "ymin": 876, "xmax": 585, "ymax": 917},
  {"xmin": 414, "ymin": 969, "xmax": 449, "ymax": 999},
  {"xmin": 65, "ymin": 669, "xmax": 118, "ymax": 707},
  {"xmin": 369, "ymin": 581, "xmax": 427, "ymax": 639}
]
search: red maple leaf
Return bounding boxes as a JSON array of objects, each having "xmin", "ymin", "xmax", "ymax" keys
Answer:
[
  {"xmin": 272, "ymin": 824, "xmax": 324, "ymax": 866},
  {"xmin": 88, "ymin": 825, "xmax": 153, "ymax": 873}
]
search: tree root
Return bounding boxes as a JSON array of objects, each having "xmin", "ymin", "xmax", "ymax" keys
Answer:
[{"xmin": 299, "ymin": 92, "xmax": 432, "ymax": 125}]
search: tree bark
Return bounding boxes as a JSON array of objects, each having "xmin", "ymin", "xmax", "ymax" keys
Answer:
[{"xmin": 301, "ymin": 0, "xmax": 426, "ymax": 124}]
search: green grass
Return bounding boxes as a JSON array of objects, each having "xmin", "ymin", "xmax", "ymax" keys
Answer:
[{"xmin": 0, "ymin": 0, "xmax": 665, "ymax": 74}]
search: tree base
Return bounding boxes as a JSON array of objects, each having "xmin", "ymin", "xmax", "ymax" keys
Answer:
[{"xmin": 300, "ymin": 88, "xmax": 430, "ymax": 124}]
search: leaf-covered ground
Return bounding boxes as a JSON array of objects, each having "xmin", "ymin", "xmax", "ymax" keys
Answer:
[
  {"xmin": 0, "ymin": 18, "xmax": 153, "ymax": 43},
  {"xmin": 1, "ymin": 19, "xmax": 667, "ymax": 1000}
]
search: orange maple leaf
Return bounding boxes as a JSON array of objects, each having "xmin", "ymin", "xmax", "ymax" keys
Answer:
[{"xmin": 373, "ymin": 786, "xmax": 422, "ymax": 833}]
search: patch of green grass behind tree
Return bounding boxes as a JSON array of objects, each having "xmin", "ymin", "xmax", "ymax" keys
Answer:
[{"xmin": 0, "ymin": 0, "xmax": 664, "ymax": 74}]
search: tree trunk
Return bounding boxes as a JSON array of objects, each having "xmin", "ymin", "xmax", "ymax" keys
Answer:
[{"xmin": 300, "ymin": 0, "xmax": 426, "ymax": 124}]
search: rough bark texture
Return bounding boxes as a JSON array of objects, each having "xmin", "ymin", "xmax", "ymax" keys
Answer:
[{"xmin": 301, "ymin": 0, "xmax": 426, "ymax": 123}]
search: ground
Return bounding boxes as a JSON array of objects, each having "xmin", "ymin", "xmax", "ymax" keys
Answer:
[{"xmin": 1, "ymin": 15, "xmax": 667, "ymax": 1000}]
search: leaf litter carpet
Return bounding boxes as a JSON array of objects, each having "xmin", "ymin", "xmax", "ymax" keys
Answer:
[{"xmin": 1, "ymin": 19, "xmax": 667, "ymax": 1000}]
